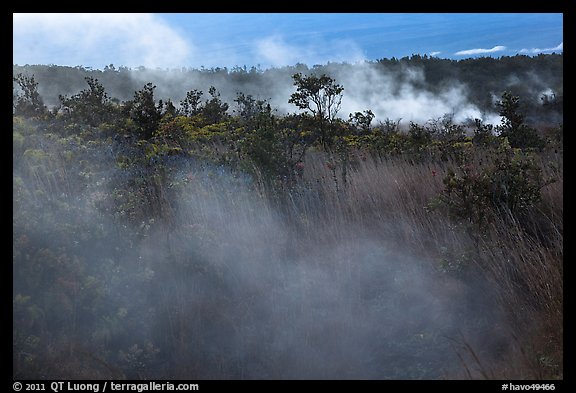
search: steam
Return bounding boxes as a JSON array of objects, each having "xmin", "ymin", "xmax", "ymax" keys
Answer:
[
  {"xmin": 102, "ymin": 62, "xmax": 502, "ymax": 125},
  {"xmin": 13, "ymin": 132, "xmax": 511, "ymax": 378},
  {"xmin": 330, "ymin": 62, "xmax": 498, "ymax": 124},
  {"xmin": 16, "ymin": 53, "xmax": 563, "ymax": 127}
]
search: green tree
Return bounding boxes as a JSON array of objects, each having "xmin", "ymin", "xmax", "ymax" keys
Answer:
[
  {"xmin": 59, "ymin": 77, "xmax": 115, "ymax": 126},
  {"xmin": 472, "ymin": 118, "xmax": 496, "ymax": 147},
  {"xmin": 179, "ymin": 89, "xmax": 203, "ymax": 117},
  {"xmin": 348, "ymin": 110, "xmax": 375, "ymax": 134},
  {"xmin": 158, "ymin": 99, "xmax": 177, "ymax": 119},
  {"xmin": 233, "ymin": 92, "xmax": 274, "ymax": 129},
  {"xmin": 124, "ymin": 83, "xmax": 162, "ymax": 139},
  {"xmin": 289, "ymin": 73, "xmax": 344, "ymax": 148},
  {"xmin": 407, "ymin": 121, "xmax": 433, "ymax": 148},
  {"xmin": 201, "ymin": 86, "xmax": 229, "ymax": 124},
  {"xmin": 13, "ymin": 73, "xmax": 47, "ymax": 118},
  {"xmin": 496, "ymin": 91, "xmax": 544, "ymax": 150}
]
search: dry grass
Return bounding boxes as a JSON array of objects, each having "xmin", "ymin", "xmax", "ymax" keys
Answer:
[
  {"xmin": 14, "ymin": 130, "xmax": 562, "ymax": 379},
  {"xmin": 285, "ymin": 149, "xmax": 563, "ymax": 379}
]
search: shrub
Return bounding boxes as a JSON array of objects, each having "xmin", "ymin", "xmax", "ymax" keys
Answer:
[{"xmin": 438, "ymin": 139, "xmax": 553, "ymax": 227}]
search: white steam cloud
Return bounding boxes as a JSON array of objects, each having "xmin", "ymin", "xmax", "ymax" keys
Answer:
[{"xmin": 331, "ymin": 63, "xmax": 498, "ymax": 124}]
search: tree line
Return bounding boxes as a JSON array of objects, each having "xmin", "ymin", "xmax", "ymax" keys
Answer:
[{"xmin": 13, "ymin": 53, "xmax": 563, "ymax": 124}]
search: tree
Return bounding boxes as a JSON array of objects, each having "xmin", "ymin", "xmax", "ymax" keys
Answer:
[
  {"xmin": 349, "ymin": 110, "xmax": 375, "ymax": 134},
  {"xmin": 496, "ymin": 91, "xmax": 544, "ymax": 150},
  {"xmin": 13, "ymin": 73, "xmax": 47, "ymax": 117},
  {"xmin": 179, "ymin": 87, "xmax": 229, "ymax": 125},
  {"xmin": 179, "ymin": 89, "xmax": 203, "ymax": 117},
  {"xmin": 289, "ymin": 73, "xmax": 344, "ymax": 148},
  {"xmin": 125, "ymin": 83, "xmax": 162, "ymax": 139},
  {"xmin": 159, "ymin": 99, "xmax": 177, "ymax": 119},
  {"xmin": 59, "ymin": 77, "xmax": 114, "ymax": 126},
  {"xmin": 202, "ymin": 86, "xmax": 229, "ymax": 124},
  {"xmin": 497, "ymin": 91, "xmax": 524, "ymax": 132},
  {"xmin": 472, "ymin": 118, "xmax": 495, "ymax": 147},
  {"xmin": 234, "ymin": 92, "xmax": 272, "ymax": 128}
]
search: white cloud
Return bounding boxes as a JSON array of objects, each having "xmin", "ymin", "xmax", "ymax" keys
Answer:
[
  {"xmin": 13, "ymin": 13, "xmax": 194, "ymax": 69},
  {"xmin": 429, "ymin": 51, "xmax": 441, "ymax": 57},
  {"xmin": 454, "ymin": 45, "xmax": 506, "ymax": 56},
  {"xmin": 253, "ymin": 34, "xmax": 366, "ymax": 68},
  {"xmin": 254, "ymin": 35, "xmax": 300, "ymax": 67},
  {"xmin": 520, "ymin": 42, "xmax": 563, "ymax": 54}
]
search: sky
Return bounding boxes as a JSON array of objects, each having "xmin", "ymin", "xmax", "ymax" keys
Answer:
[{"xmin": 13, "ymin": 13, "xmax": 563, "ymax": 70}]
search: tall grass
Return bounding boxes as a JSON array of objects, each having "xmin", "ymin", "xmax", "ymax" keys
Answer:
[
  {"xmin": 279, "ymin": 149, "xmax": 563, "ymax": 379},
  {"xmin": 13, "ymin": 124, "xmax": 562, "ymax": 379}
]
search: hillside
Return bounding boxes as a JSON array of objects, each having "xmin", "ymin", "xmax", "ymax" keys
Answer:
[{"xmin": 13, "ymin": 58, "xmax": 563, "ymax": 380}]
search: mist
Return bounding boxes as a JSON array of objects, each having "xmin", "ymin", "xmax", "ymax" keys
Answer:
[
  {"xmin": 13, "ymin": 130, "xmax": 512, "ymax": 379},
  {"xmin": 101, "ymin": 62, "xmax": 502, "ymax": 125}
]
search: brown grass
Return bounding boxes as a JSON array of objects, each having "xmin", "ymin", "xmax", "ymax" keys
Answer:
[
  {"xmin": 14, "ymin": 130, "xmax": 562, "ymax": 379},
  {"xmin": 287, "ymin": 149, "xmax": 563, "ymax": 379}
]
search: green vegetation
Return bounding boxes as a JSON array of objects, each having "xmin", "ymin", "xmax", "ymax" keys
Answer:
[{"xmin": 13, "ymin": 59, "xmax": 562, "ymax": 379}]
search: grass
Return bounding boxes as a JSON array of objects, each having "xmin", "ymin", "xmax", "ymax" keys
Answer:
[
  {"xmin": 13, "ymin": 125, "xmax": 563, "ymax": 379},
  {"xmin": 287, "ymin": 149, "xmax": 563, "ymax": 379}
]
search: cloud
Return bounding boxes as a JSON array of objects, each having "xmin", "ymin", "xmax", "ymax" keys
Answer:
[
  {"xmin": 429, "ymin": 51, "xmax": 442, "ymax": 57},
  {"xmin": 13, "ymin": 13, "xmax": 194, "ymax": 69},
  {"xmin": 253, "ymin": 34, "xmax": 366, "ymax": 68},
  {"xmin": 254, "ymin": 35, "xmax": 301, "ymax": 67},
  {"xmin": 520, "ymin": 42, "xmax": 563, "ymax": 54},
  {"xmin": 454, "ymin": 45, "xmax": 506, "ymax": 56}
]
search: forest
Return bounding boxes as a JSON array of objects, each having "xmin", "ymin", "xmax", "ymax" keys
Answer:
[{"xmin": 13, "ymin": 54, "xmax": 562, "ymax": 380}]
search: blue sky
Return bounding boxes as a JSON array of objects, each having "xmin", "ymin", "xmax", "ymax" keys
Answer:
[{"xmin": 13, "ymin": 13, "xmax": 563, "ymax": 70}]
